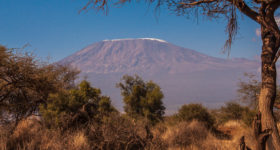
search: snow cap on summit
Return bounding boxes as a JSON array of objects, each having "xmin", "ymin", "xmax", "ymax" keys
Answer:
[{"xmin": 103, "ymin": 38, "xmax": 167, "ymax": 43}]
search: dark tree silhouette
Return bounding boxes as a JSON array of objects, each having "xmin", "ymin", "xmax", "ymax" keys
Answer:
[{"xmin": 81, "ymin": 0, "xmax": 280, "ymax": 149}]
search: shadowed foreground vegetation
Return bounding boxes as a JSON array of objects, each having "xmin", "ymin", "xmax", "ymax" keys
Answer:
[
  {"xmin": 0, "ymin": 111, "xmax": 272, "ymax": 150},
  {"xmin": 2, "ymin": 46, "xmax": 280, "ymax": 149}
]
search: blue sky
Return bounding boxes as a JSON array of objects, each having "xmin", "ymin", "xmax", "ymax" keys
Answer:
[{"xmin": 0, "ymin": 0, "xmax": 261, "ymax": 62}]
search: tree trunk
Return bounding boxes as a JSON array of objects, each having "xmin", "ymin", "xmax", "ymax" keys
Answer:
[{"xmin": 259, "ymin": 27, "xmax": 280, "ymax": 150}]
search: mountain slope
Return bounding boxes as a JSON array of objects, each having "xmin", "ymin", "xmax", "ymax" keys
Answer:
[{"xmin": 59, "ymin": 38, "xmax": 260, "ymax": 113}]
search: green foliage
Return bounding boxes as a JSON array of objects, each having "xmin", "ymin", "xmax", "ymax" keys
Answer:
[
  {"xmin": 175, "ymin": 104, "xmax": 215, "ymax": 128},
  {"xmin": 220, "ymin": 102, "xmax": 245, "ymax": 120},
  {"xmin": 40, "ymin": 80, "xmax": 115, "ymax": 128},
  {"xmin": 117, "ymin": 75, "xmax": 165, "ymax": 124},
  {"xmin": 241, "ymin": 108, "xmax": 257, "ymax": 126},
  {"xmin": 218, "ymin": 102, "xmax": 256, "ymax": 126},
  {"xmin": 98, "ymin": 96, "xmax": 114, "ymax": 116},
  {"xmin": 0, "ymin": 45, "xmax": 79, "ymax": 124}
]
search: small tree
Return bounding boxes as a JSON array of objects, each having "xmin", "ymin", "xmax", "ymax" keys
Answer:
[
  {"xmin": 40, "ymin": 80, "xmax": 115, "ymax": 128},
  {"xmin": 176, "ymin": 103, "xmax": 215, "ymax": 128},
  {"xmin": 117, "ymin": 75, "xmax": 165, "ymax": 124}
]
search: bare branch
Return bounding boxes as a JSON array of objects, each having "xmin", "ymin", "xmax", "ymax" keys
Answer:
[
  {"xmin": 223, "ymin": 5, "xmax": 238, "ymax": 54},
  {"xmin": 178, "ymin": 0, "xmax": 216, "ymax": 6}
]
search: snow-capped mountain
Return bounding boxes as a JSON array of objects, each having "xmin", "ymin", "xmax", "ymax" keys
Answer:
[{"xmin": 59, "ymin": 38, "xmax": 260, "ymax": 113}]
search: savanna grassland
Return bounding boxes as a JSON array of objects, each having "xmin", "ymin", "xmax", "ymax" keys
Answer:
[{"xmin": 1, "ymin": 45, "xmax": 279, "ymax": 150}]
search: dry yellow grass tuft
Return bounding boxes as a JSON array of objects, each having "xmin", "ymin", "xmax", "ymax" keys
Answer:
[
  {"xmin": 162, "ymin": 120, "xmax": 209, "ymax": 149},
  {"xmin": 12, "ymin": 118, "xmax": 42, "ymax": 138},
  {"xmin": 71, "ymin": 131, "xmax": 90, "ymax": 150},
  {"xmin": 206, "ymin": 120, "xmax": 256, "ymax": 150}
]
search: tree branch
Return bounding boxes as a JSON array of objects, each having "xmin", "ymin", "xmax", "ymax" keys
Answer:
[
  {"xmin": 228, "ymin": 0, "xmax": 260, "ymax": 23},
  {"xmin": 271, "ymin": 47, "xmax": 280, "ymax": 66},
  {"xmin": 270, "ymin": 0, "xmax": 280, "ymax": 13},
  {"xmin": 178, "ymin": 0, "xmax": 216, "ymax": 6},
  {"xmin": 253, "ymin": 0, "xmax": 268, "ymax": 4}
]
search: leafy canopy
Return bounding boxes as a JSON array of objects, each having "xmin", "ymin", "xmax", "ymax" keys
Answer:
[
  {"xmin": 117, "ymin": 75, "xmax": 165, "ymax": 124},
  {"xmin": 217, "ymin": 102, "xmax": 256, "ymax": 126},
  {"xmin": 0, "ymin": 45, "xmax": 79, "ymax": 124},
  {"xmin": 175, "ymin": 103, "xmax": 215, "ymax": 128},
  {"xmin": 40, "ymin": 80, "xmax": 115, "ymax": 128}
]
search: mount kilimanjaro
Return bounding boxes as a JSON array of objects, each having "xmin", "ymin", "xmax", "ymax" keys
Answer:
[{"xmin": 59, "ymin": 38, "xmax": 260, "ymax": 113}]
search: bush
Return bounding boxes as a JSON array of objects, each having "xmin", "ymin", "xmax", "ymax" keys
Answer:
[
  {"xmin": 1, "ymin": 118, "xmax": 89, "ymax": 150},
  {"xmin": 175, "ymin": 104, "xmax": 215, "ymax": 128},
  {"xmin": 241, "ymin": 107, "xmax": 257, "ymax": 126},
  {"xmin": 39, "ymin": 80, "xmax": 116, "ymax": 128},
  {"xmin": 218, "ymin": 102, "xmax": 256, "ymax": 126},
  {"xmin": 163, "ymin": 121, "xmax": 209, "ymax": 149},
  {"xmin": 2, "ymin": 118, "xmax": 67, "ymax": 150},
  {"xmin": 220, "ymin": 102, "xmax": 244, "ymax": 121},
  {"xmin": 86, "ymin": 112, "xmax": 164, "ymax": 150}
]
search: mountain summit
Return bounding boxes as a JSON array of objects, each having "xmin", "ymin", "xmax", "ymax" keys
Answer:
[
  {"xmin": 59, "ymin": 38, "xmax": 259, "ymax": 113},
  {"xmin": 60, "ymin": 38, "xmax": 255, "ymax": 74}
]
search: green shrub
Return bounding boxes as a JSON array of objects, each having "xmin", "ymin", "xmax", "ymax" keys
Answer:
[
  {"xmin": 86, "ymin": 112, "xmax": 163, "ymax": 150},
  {"xmin": 40, "ymin": 80, "xmax": 115, "ymax": 128},
  {"xmin": 218, "ymin": 102, "xmax": 256, "ymax": 126},
  {"xmin": 165, "ymin": 121, "xmax": 209, "ymax": 149},
  {"xmin": 220, "ymin": 102, "xmax": 244, "ymax": 121},
  {"xmin": 117, "ymin": 75, "xmax": 165, "ymax": 125},
  {"xmin": 241, "ymin": 107, "xmax": 257, "ymax": 126},
  {"xmin": 175, "ymin": 104, "xmax": 215, "ymax": 128}
]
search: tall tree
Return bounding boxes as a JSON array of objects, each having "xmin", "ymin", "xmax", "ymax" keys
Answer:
[
  {"xmin": 117, "ymin": 75, "xmax": 165, "ymax": 124},
  {"xmin": 0, "ymin": 46, "xmax": 79, "ymax": 125},
  {"xmin": 82, "ymin": 0, "xmax": 280, "ymax": 148}
]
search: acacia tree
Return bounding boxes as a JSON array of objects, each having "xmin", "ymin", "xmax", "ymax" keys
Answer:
[
  {"xmin": 81, "ymin": 0, "xmax": 280, "ymax": 148},
  {"xmin": 0, "ymin": 45, "xmax": 79, "ymax": 125}
]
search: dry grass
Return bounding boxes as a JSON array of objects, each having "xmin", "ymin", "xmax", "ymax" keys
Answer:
[
  {"xmin": 162, "ymin": 121, "xmax": 208, "ymax": 149},
  {"xmin": 71, "ymin": 131, "xmax": 90, "ymax": 150},
  {"xmin": 160, "ymin": 120, "xmax": 256, "ymax": 150},
  {"xmin": 0, "ymin": 117, "xmax": 266, "ymax": 150}
]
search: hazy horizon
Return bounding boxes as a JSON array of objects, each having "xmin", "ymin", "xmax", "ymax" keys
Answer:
[{"xmin": 59, "ymin": 38, "xmax": 260, "ymax": 114}]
